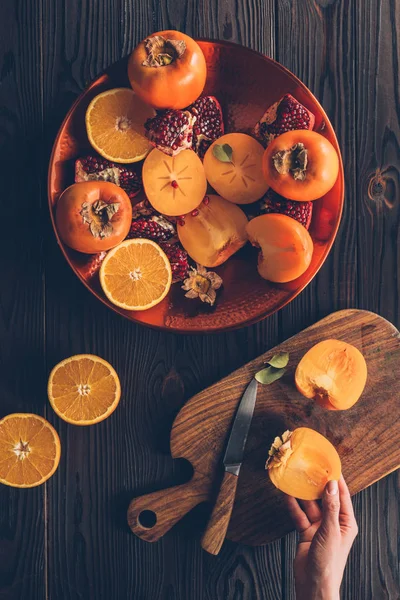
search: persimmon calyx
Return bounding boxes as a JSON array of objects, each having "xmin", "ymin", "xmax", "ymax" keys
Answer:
[
  {"xmin": 143, "ymin": 36, "xmax": 186, "ymax": 67},
  {"xmin": 80, "ymin": 200, "xmax": 120, "ymax": 239},
  {"xmin": 265, "ymin": 430, "xmax": 294, "ymax": 469},
  {"xmin": 272, "ymin": 142, "xmax": 308, "ymax": 181}
]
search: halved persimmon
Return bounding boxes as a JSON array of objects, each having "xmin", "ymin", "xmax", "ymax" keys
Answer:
[
  {"xmin": 266, "ymin": 427, "xmax": 341, "ymax": 500},
  {"xmin": 0, "ymin": 413, "xmax": 61, "ymax": 488},
  {"xmin": 246, "ymin": 213, "xmax": 313, "ymax": 283},
  {"xmin": 142, "ymin": 148, "xmax": 207, "ymax": 216},
  {"xmin": 295, "ymin": 340, "xmax": 367, "ymax": 410},
  {"xmin": 203, "ymin": 133, "xmax": 268, "ymax": 204}
]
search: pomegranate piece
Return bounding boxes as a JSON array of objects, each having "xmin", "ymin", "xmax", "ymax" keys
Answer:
[
  {"xmin": 254, "ymin": 94, "xmax": 315, "ymax": 146},
  {"xmin": 80, "ymin": 252, "xmax": 107, "ymax": 280},
  {"xmin": 144, "ymin": 109, "xmax": 195, "ymax": 156},
  {"xmin": 248, "ymin": 189, "xmax": 313, "ymax": 229},
  {"xmin": 177, "ymin": 194, "xmax": 248, "ymax": 268},
  {"xmin": 187, "ymin": 96, "xmax": 224, "ymax": 158},
  {"xmin": 128, "ymin": 214, "xmax": 176, "ymax": 243},
  {"xmin": 160, "ymin": 242, "xmax": 190, "ymax": 282},
  {"xmin": 75, "ymin": 156, "xmax": 142, "ymax": 200}
]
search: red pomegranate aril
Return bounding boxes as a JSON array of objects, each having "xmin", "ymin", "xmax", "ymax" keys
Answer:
[
  {"xmin": 254, "ymin": 94, "xmax": 315, "ymax": 146},
  {"xmin": 160, "ymin": 242, "xmax": 190, "ymax": 282},
  {"xmin": 186, "ymin": 96, "xmax": 224, "ymax": 158},
  {"xmin": 191, "ymin": 209, "xmax": 199, "ymax": 217},
  {"xmin": 249, "ymin": 189, "xmax": 313, "ymax": 229},
  {"xmin": 203, "ymin": 196, "xmax": 210, "ymax": 205},
  {"xmin": 145, "ymin": 110, "xmax": 195, "ymax": 156},
  {"xmin": 171, "ymin": 180, "xmax": 179, "ymax": 189},
  {"xmin": 128, "ymin": 215, "xmax": 176, "ymax": 243},
  {"xmin": 75, "ymin": 155, "xmax": 142, "ymax": 200}
]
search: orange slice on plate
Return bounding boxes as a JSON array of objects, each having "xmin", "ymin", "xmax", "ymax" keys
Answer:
[
  {"xmin": 99, "ymin": 239, "xmax": 172, "ymax": 310},
  {"xmin": 85, "ymin": 88, "xmax": 155, "ymax": 163},
  {"xmin": 0, "ymin": 413, "xmax": 61, "ymax": 488},
  {"xmin": 48, "ymin": 354, "xmax": 121, "ymax": 425}
]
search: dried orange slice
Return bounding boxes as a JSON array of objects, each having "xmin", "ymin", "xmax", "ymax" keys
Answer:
[
  {"xmin": 99, "ymin": 239, "xmax": 172, "ymax": 310},
  {"xmin": 0, "ymin": 413, "xmax": 61, "ymax": 488},
  {"xmin": 48, "ymin": 354, "xmax": 121, "ymax": 425},
  {"xmin": 85, "ymin": 88, "xmax": 155, "ymax": 163}
]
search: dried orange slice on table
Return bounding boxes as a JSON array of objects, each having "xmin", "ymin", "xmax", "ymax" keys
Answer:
[
  {"xmin": 85, "ymin": 88, "xmax": 155, "ymax": 163},
  {"xmin": 99, "ymin": 239, "xmax": 172, "ymax": 310},
  {"xmin": 48, "ymin": 354, "xmax": 121, "ymax": 425},
  {"xmin": 0, "ymin": 413, "xmax": 61, "ymax": 488}
]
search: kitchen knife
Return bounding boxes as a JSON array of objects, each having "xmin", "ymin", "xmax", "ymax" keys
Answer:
[{"xmin": 201, "ymin": 378, "xmax": 258, "ymax": 555}]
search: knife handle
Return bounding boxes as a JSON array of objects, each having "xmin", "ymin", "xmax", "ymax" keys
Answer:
[{"xmin": 201, "ymin": 471, "xmax": 239, "ymax": 555}]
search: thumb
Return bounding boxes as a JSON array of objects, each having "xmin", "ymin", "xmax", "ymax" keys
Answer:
[{"xmin": 320, "ymin": 479, "xmax": 340, "ymax": 531}]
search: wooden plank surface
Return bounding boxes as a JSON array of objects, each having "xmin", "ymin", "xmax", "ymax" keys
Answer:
[{"xmin": 0, "ymin": 2, "xmax": 398, "ymax": 600}]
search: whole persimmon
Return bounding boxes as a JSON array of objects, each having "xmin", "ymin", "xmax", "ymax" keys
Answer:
[
  {"xmin": 56, "ymin": 181, "xmax": 132, "ymax": 254},
  {"xmin": 266, "ymin": 427, "xmax": 341, "ymax": 500},
  {"xmin": 262, "ymin": 130, "xmax": 339, "ymax": 201},
  {"xmin": 128, "ymin": 31, "xmax": 207, "ymax": 110},
  {"xmin": 295, "ymin": 339, "xmax": 367, "ymax": 410}
]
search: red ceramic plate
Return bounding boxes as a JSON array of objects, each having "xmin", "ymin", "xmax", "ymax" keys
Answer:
[{"xmin": 48, "ymin": 40, "xmax": 344, "ymax": 333}]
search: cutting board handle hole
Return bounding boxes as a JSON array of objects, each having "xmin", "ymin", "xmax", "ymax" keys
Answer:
[{"xmin": 138, "ymin": 510, "xmax": 157, "ymax": 529}]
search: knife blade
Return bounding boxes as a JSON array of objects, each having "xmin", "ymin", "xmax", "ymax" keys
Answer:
[
  {"xmin": 201, "ymin": 377, "xmax": 258, "ymax": 555},
  {"xmin": 223, "ymin": 377, "xmax": 258, "ymax": 476}
]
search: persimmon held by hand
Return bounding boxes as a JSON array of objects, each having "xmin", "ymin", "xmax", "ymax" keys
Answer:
[
  {"xmin": 295, "ymin": 339, "xmax": 367, "ymax": 410},
  {"xmin": 56, "ymin": 181, "xmax": 133, "ymax": 254},
  {"xmin": 262, "ymin": 130, "xmax": 339, "ymax": 201},
  {"xmin": 266, "ymin": 427, "xmax": 341, "ymax": 500},
  {"xmin": 128, "ymin": 30, "xmax": 207, "ymax": 110}
]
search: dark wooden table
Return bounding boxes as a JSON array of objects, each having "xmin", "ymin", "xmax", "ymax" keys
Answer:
[{"xmin": 1, "ymin": 1, "xmax": 399, "ymax": 599}]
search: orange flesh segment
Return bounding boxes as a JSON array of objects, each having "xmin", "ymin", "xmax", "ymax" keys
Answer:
[
  {"xmin": 48, "ymin": 355, "xmax": 121, "ymax": 425},
  {"xmin": 203, "ymin": 133, "xmax": 269, "ymax": 204},
  {"xmin": 142, "ymin": 149, "xmax": 207, "ymax": 216},
  {"xmin": 268, "ymin": 427, "xmax": 341, "ymax": 500},
  {"xmin": 85, "ymin": 88, "xmax": 155, "ymax": 163},
  {"xmin": 0, "ymin": 414, "xmax": 61, "ymax": 487},
  {"xmin": 295, "ymin": 339, "xmax": 367, "ymax": 410},
  {"xmin": 246, "ymin": 213, "xmax": 313, "ymax": 283},
  {"xmin": 100, "ymin": 239, "xmax": 172, "ymax": 310}
]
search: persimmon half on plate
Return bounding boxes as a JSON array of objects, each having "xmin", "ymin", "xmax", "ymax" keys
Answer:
[{"xmin": 48, "ymin": 41, "xmax": 344, "ymax": 333}]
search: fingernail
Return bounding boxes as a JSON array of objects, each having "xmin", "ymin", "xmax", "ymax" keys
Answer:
[{"xmin": 327, "ymin": 480, "xmax": 338, "ymax": 495}]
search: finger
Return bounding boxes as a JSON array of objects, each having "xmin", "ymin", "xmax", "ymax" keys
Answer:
[
  {"xmin": 284, "ymin": 494, "xmax": 311, "ymax": 533},
  {"xmin": 299, "ymin": 499, "xmax": 322, "ymax": 523},
  {"xmin": 320, "ymin": 479, "xmax": 340, "ymax": 530},
  {"xmin": 338, "ymin": 474, "xmax": 356, "ymax": 520}
]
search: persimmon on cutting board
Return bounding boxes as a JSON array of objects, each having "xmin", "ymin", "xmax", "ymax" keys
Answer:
[
  {"xmin": 203, "ymin": 133, "xmax": 268, "ymax": 204},
  {"xmin": 295, "ymin": 340, "xmax": 368, "ymax": 410},
  {"xmin": 142, "ymin": 148, "xmax": 207, "ymax": 216},
  {"xmin": 266, "ymin": 427, "xmax": 342, "ymax": 500}
]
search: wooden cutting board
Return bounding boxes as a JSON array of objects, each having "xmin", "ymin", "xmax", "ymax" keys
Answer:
[{"xmin": 128, "ymin": 310, "xmax": 400, "ymax": 546}]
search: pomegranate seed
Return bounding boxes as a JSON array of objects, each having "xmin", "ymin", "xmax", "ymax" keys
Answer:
[
  {"xmin": 171, "ymin": 180, "xmax": 179, "ymax": 189},
  {"xmin": 191, "ymin": 209, "xmax": 199, "ymax": 217},
  {"xmin": 203, "ymin": 196, "xmax": 210, "ymax": 205}
]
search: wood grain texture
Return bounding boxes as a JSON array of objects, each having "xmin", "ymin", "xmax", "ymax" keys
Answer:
[{"xmin": 0, "ymin": 1, "xmax": 399, "ymax": 600}]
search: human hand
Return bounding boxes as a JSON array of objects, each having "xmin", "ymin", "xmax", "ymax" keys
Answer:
[{"xmin": 286, "ymin": 475, "xmax": 358, "ymax": 600}]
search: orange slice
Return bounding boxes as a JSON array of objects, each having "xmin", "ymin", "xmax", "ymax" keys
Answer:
[
  {"xmin": 99, "ymin": 239, "xmax": 172, "ymax": 310},
  {"xmin": 142, "ymin": 148, "xmax": 207, "ymax": 216},
  {"xmin": 0, "ymin": 413, "xmax": 61, "ymax": 488},
  {"xmin": 85, "ymin": 88, "xmax": 155, "ymax": 163},
  {"xmin": 48, "ymin": 354, "xmax": 121, "ymax": 425}
]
